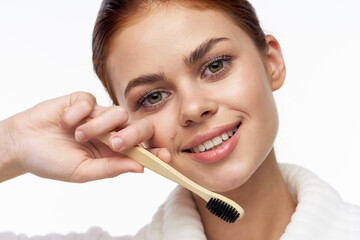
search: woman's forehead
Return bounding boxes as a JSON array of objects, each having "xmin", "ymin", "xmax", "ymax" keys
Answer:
[
  {"xmin": 106, "ymin": 5, "xmax": 248, "ymax": 101},
  {"xmin": 109, "ymin": 8, "xmax": 236, "ymax": 61}
]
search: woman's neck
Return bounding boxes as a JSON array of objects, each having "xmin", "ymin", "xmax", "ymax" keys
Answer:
[{"xmin": 192, "ymin": 149, "xmax": 295, "ymax": 240}]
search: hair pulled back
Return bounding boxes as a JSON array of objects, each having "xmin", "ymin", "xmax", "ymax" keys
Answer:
[{"xmin": 92, "ymin": 0, "xmax": 266, "ymax": 104}]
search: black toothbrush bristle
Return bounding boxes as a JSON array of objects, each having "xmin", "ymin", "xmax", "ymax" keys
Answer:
[{"xmin": 206, "ymin": 198, "xmax": 240, "ymax": 223}]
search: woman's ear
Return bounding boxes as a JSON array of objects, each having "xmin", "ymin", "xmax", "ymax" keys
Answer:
[{"xmin": 264, "ymin": 35, "xmax": 286, "ymax": 91}]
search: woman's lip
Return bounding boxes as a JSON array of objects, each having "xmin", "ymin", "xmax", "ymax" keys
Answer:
[
  {"xmin": 183, "ymin": 124, "xmax": 241, "ymax": 163},
  {"xmin": 181, "ymin": 122, "xmax": 241, "ymax": 151}
]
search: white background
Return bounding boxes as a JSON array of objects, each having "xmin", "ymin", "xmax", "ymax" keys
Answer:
[{"xmin": 0, "ymin": 0, "xmax": 359, "ymax": 237}]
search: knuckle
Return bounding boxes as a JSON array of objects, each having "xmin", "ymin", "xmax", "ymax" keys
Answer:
[
  {"xmin": 78, "ymin": 99, "xmax": 94, "ymax": 113},
  {"xmin": 114, "ymin": 106, "xmax": 129, "ymax": 121},
  {"xmin": 71, "ymin": 91, "xmax": 83, "ymax": 98},
  {"xmin": 73, "ymin": 92, "xmax": 96, "ymax": 108},
  {"xmin": 86, "ymin": 92, "xmax": 96, "ymax": 103},
  {"xmin": 74, "ymin": 91, "xmax": 95, "ymax": 99}
]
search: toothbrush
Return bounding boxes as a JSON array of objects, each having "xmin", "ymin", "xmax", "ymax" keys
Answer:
[
  {"xmin": 64, "ymin": 104, "xmax": 245, "ymax": 223},
  {"xmin": 96, "ymin": 129, "xmax": 245, "ymax": 223}
]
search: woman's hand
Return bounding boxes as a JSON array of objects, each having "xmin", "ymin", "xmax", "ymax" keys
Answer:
[{"xmin": 0, "ymin": 92, "xmax": 171, "ymax": 183}]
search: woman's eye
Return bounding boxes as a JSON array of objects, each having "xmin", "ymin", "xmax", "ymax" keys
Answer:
[
  {"xmin": 142, "ymin": 91, "xmax": 170, "ymax": 107},
  {"xmin": 147, "ymin": 92, "xmax": 162, "ymax": 104},
  {"xmin": 208, "ymin": 60, "xmax": 223, "ymax": 73},
  {"xmin": 202, "ymin": 57, "xmax": 231, "ymax": 79}
]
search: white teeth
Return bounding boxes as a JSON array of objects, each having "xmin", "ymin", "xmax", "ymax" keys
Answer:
[
  {"xmin": 221, "ymin": 132, "xmax": 229, "ymax": 141},
  {"xmin": 203, "ymin": 140, "xmax": 214, "ymax": 149},
  {"xmin": 188, "ymin": 125, "xmax": 240, "ymax": 153},
  {"xmin": 198, "ymin": 144, "xmax": 206, "ymax": 152},
  {"xmin": 212, "ymin": 136, "xmax": 223, "ymax": 146}
]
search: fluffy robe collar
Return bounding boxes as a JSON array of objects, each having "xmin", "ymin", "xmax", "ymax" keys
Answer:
[{"xmin": 133, "ymin": 164, "xmax": 360, "ymax": 240}]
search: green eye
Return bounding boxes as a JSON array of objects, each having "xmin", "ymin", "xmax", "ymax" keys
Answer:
[
  {"xmin": 147, "ymin": 92, "xmax": 162, "ymax": 104},
  {"xmin": 208, "ymin": 60, "xmax": 223, "ymax": 73},
  {"xmin": 201, "ymin": 56, "xmax": 232, "ymax": 79}
]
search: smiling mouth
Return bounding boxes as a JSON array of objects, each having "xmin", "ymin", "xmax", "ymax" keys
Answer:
[{"xmin": 183, "ymin": 123, "xmax": 241, "ymax": 153}]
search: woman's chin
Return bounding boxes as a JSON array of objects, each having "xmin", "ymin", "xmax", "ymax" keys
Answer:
[
  {"xmin": 192, "ymin": 166, "xmax": 253, "ymax": 193},
  {"xmin": 173, "ymin": 152, "xmax": 262, "ymax": 194},
  {"xmin": 202, "ymin": 178, "xmax": 247, "ymax": 193}
]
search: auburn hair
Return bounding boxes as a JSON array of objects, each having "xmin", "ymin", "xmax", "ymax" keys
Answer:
[{"xmin": 92, "ymin": 0, "xmax": 266, "ymax": 105}]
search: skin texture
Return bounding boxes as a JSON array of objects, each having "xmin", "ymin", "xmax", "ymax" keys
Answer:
[
  {"xmin": 108, "ymin": 5, "xmax": 280, "ymax": 191},
  {"xmin": 0, "ymin": 3, "xmax": 295, "ymax": 240},
  {"xmin": 0, "ymin": 92, "xmax": 171, "ymax": 183},
  {"xmin": 106, "ymin": 4, "xmax": 295, "ymax": 239}
]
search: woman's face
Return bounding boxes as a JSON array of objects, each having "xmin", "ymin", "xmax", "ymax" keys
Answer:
[{"xmin": 107, "ymin": 5, "xmax": 283, "ymax": 192}]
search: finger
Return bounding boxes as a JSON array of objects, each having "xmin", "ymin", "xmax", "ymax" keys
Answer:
[
  {"xmin": 148, "ymin": 148, "xmax": 172, "ymax": 163},
  {"xmin": 75, "ymin": 106, "xmax": 129, "ymax": 142},
  {"xmin": 70, "ymin": 156, "xmax": 144, "ymax": 183},
  {"xmin": 109, "ymin": 119, "xmax": 154, "ymax": 152},
  {"xmin": 60, "ymin": 92, "xmax": 96, "ymax": 129}
]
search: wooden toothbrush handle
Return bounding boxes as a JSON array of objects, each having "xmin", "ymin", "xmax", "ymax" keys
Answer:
[
  {"xmin": 62, "ymin": 111, "xmax": 215, "ymax": 202},
  {"xmin": 94, "ymin": 125, "xmax": 213, "ymax": 201},
  {"xmin": 122, "ymin": 146, "xmax": 213, "ymax": 201},
  {"xmin": 95, "ymin": 129, "xmax": 244, "ymax": 219}
]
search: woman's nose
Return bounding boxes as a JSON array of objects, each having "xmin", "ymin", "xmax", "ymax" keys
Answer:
[{"xmin": 179, "ymin": 89, "xmax": 218, "ymax": 127}]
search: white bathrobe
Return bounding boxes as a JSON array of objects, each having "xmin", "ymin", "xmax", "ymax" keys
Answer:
[{"xmin": 1, "ymin": 164, "xmax": 360, "ymax": 240}]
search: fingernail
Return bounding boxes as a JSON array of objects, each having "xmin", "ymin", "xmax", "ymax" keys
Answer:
[
  {"xmin": 75, "ymin": 130, "xmax": 86, "ymax": 141},
  {"xmin": 111, "ymin": 137, "xmax": 124, "ymax": 151}
]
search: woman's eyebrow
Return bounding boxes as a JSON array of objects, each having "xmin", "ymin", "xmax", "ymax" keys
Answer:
[
  {"xmin": 124, "ymin": 72, "xmax": 165, "ymax": 97},
  {"xmin": 124, "ymin": 37, "xmax": 229, "ymax": 97},
  {"xmin": 183, "ymin": 37, "xmax": 230, "ymax": 67}
]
